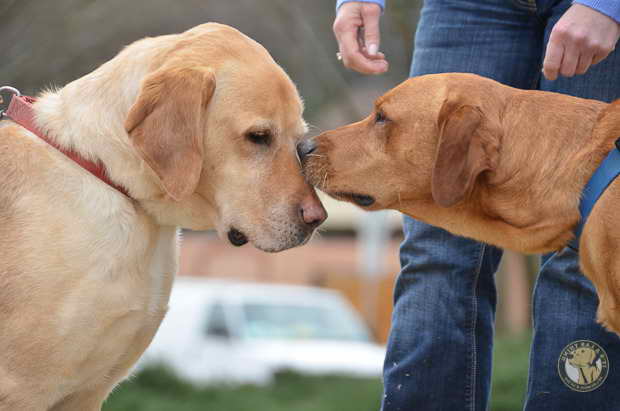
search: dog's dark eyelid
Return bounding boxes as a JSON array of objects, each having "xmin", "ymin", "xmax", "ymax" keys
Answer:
[
  {"xmin": 375, "ymin": 111, "xmax": 387, "ymax": 124},
  {"xmin": 246, "ymin": 130, "xmax": 272, "ymax": 146}
]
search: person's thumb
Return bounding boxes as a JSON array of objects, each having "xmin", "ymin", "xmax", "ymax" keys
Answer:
[{"xmin": 361, "ymin": 4, "xmax": 381, "ymax": 55}]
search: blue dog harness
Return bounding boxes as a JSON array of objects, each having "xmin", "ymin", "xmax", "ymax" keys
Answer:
[{"xmin": 569, "ymin": 137, "xmax": 620, "ymax": 250}]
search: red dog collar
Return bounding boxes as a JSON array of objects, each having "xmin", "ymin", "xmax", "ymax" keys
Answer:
[{"xmin": 3, "ymin": 93, "xmax": 130, "ymax": 198}]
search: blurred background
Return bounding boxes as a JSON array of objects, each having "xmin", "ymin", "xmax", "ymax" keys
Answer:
[{"xmin": 0, "ymin": 1, "xmax": 536, "ymax": 410}]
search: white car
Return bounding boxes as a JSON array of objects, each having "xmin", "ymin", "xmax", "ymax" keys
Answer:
[{"xmin": 138, "ymin": 278, "xmax": 386, "ymax": 385}]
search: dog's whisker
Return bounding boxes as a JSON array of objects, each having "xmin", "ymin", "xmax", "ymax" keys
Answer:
[{"xmin": 306, "ymin": 123, "xmax": 322, "ymax": 133}]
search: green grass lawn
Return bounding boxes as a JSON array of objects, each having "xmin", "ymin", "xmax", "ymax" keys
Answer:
[
  {"xmin": 104, "ymin": 368, "xmax": 383, "ymax": 411},
  {"xmin": 491, "ymin": 333, "xmax": 531, "ymax": 410},
  {"xmin": 104, "ymin": 333, "xmax": 530, "ymax": 411}
]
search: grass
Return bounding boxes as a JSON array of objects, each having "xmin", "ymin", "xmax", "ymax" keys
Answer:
[
  {"xmin": 104, "ymin": 333, "xmax": 531, "ymax": 411},
  {"xmin": 491, "ymin": 333, "xmax": 531, "ymax": 411},
  {"xmin": 104, "ymin": 368, "xmax": 382, "ymax": 411}
]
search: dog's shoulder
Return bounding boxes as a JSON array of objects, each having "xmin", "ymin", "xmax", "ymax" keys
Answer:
[{"xmin": 0, "ymin": 123, "xmax": 46, "ymax": 206}]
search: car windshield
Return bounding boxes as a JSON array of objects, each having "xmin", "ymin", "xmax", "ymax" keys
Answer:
[{"xmin": 240, "ymin": 302, "xmax": 371, "ymax": 342}]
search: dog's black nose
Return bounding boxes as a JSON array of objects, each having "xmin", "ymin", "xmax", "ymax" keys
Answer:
[{"xmin": 296, "ymin": 138, "xmax": 317, "ymax": 162}]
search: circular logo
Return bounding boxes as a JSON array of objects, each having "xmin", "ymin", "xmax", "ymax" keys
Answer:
[{"xmin": 558, "ymin": 340, "xmax": 609, "ymax": 392}]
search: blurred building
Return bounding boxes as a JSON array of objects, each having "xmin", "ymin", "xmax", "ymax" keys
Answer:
[
  {"xmin": 180, "ymin": 196, "xmax": 403, "ymax": 343},
  {"xmin": 179, "ymin": 194, "xmax": 532, "ymax": 343}
]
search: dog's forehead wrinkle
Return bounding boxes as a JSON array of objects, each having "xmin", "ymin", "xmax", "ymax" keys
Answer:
[{"xmin": 242, "ymin": 118, "xmax": 275, "ymax": 133}]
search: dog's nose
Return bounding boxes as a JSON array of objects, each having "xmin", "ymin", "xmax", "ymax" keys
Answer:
[
  {"xmin": 296, "ymin": 138, "xmax": 317, "ymax": 162},
  {"xmin": 299, "ymin": 194, "xmax": 327, "ymax": 228}
]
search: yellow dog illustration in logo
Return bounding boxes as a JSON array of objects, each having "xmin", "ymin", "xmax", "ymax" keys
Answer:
[{"xmin": 567, "ymin": 347, "xmax": 602, "ymax": 385}]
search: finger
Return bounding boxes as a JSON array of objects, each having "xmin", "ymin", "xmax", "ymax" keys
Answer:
[
  {"xmin": 340, "ymin": 27, "xmax": 388, "ymax": 74},
  {"xmin": 558, "ymin": 42, "xmax": 580, "ymax": 77},
  {"xmin": 592, "ymin": 45, "xmax": 613, "ymax": 65},
  {"xmin": 542, "ymin": 35, "xmax": 564, "ymax": 81},
  {"xmin": 332, "ymin": 10, "xmax": 362, "ymax": 53},
  {"xmin": 592, "ymin": 53, "xmax": 606, "ymax": 66},
  {"xmin": 360, "ymin": 47, "xmax": 386, "ymax": 60},
  {"xmin": 348, "ymin": 53, "xmax": 389, "ymax": 74},
  {"xmin": 361, "ymin": 5, "xmax": 381, "ymax": 55},
  {"xmin": 371, "ymin": 51, "xmax": 386, "ymax": 60},
  {"xmin": 338, "ymin": 27, "xmax": 364, "ymax": 64},
  {"xmin": 575, "ymin": 52, "xmax": 593, "ymax": 75}
]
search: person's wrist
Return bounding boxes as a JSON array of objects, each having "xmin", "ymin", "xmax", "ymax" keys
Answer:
[
  {"xmin": 336, "ymin": 0, "xmax": 384, "ymax": 13},
  {"xmin": 573, "ymin": 0, "xmax": 620, "ymax": 24}
]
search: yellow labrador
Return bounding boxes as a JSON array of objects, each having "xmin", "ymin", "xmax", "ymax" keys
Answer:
[
  {"xmin": 301, "ymin": 72, "xmax": 620, "ymax": 336},
  {"xmin": 568, "ymin": 347, "xmax": 603, "ymax": 385},
  {"xmin": 0, "ymin": 23, "xmax": 325, "ymax": 410}
]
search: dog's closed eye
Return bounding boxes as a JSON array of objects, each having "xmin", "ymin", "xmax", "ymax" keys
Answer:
[{"xmin": 246, "ymin": 130, "xmax": 272, "ymax": 146}]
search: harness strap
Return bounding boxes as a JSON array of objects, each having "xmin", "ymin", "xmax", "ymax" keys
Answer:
[{"xmin": 569, "ymin": 138, "xmax": 620, "ymax": 250}]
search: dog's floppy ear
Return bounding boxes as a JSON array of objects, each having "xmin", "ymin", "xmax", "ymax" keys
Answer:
[
  {"xmin": 125, "ymin": 66, "xmax": 216, "ymax": 201},
  {"xmin": 431, "ymin": 99, "xmax": 498, "ymax": 207}
]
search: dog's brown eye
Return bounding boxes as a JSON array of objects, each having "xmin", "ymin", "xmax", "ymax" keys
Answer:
[
  {"xmin": 375, "ymin": 111, "xmax": 387, "ymax": 124},
  {"xmin": 246, "ymin": 131, "xmax": 271, "ymax": 146}
]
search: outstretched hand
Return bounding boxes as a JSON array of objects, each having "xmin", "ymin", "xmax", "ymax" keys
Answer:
[
  {"xmin": 333, "ymin": 2, "xmax": 388, "ymax": 74},
  {"xmin": 543, "ymin": 4, "xmax": 620, "ymax": 81}
]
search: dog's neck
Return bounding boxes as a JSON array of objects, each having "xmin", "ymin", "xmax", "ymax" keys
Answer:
[
  {"xmin": 31, "ymin": 37, "xmax": 175, "ymax": 201},
  {"xmin": 475, "ymin": 96, "xmax": 616, "ymax": 250},
  {"xmin": 30, "ymin": 35, "xmax": 219, "ymax": 230}
]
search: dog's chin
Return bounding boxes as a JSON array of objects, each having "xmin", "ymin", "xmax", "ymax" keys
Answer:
[
  {"xmin": 222, "ymin": 223, "xmax": 314, "ymax": 253},
  {"xmin": 328, "ymin": 191, "xmax": 376, "ymax": 208},
  {"xmin": 252, "ymin": 228, "xmax": 314, "ymax": 253}
]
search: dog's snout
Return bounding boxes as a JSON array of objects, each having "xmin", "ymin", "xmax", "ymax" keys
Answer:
[
  {"xmin": 299, "ymin": 195, "xmax": 327, "ymax": 228},
  {"xmin": 296, "ymin": 138, "xmax": 317, "ymax": 162}
]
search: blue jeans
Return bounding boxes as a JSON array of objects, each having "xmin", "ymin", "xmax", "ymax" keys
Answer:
[{"xmin": 382, "ymin": 1, "xmax": 620, "ymax": 410}]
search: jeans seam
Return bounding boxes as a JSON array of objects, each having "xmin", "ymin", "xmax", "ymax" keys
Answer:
[
  {"xmin": 467, "ymin": 243, "xmax": 487, "ymax": 411},
  {"xmin": 523, "ymin": 251, "xmax": 557, "ymax": 410}
]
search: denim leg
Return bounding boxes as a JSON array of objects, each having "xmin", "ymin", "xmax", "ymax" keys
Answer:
[
  {"xmin": 523, "ymin": 2, "xmax": 620, "ymax": 409},
  {"xmin": 383, "ymin": 218, "xmax": 502, "ymax": 411},
  {"xmin": 525, "ymin": 250, "xmax": 620, "ymax": 410},
  {"xmin": 382, "ymin": 2, "xmax": 543, "ymax": 410}
]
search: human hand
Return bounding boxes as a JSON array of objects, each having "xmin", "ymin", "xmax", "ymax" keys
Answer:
[
  {"xmin": 543, "ymin": 4, "xmax": 620, "ymax": 81},
  {"xmin": 333, "ymin": 2, "xmax": 389, "ymax": 74}
]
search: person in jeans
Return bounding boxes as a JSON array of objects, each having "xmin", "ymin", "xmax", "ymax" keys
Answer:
[{"xmin": 333, "ymin": 0, "xmax": 620, "ymax": 409}]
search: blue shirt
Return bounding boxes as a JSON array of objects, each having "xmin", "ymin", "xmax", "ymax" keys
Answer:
[
  {"xmin": 336, "ymin": 0, "xmax": 620, "ymax": 23},
  {"xmin": 577, "ymin": 0, "xmax": 620, "ymax": 23}
]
